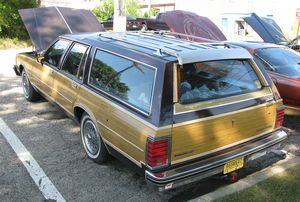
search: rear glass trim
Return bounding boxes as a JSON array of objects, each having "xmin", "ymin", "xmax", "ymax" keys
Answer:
[{"xmin": 178, "ymin": 59, "xmax": 263, "ymax": 105}]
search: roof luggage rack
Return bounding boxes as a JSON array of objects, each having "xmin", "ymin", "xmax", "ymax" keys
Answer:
[{"xmin": 98, "ymin": 31, "xmax": 252, "ymax": 65}]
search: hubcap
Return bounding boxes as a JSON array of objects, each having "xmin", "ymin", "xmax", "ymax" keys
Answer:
[
  {"xmin": 22, "ymin": 72, "xmax": 29, "ymax": 97},
  {"xmin": 83, "ymin": 120, "xmax": 100, "ymax": 155}
]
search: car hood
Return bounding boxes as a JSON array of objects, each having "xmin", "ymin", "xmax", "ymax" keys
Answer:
[
  {"xmin": 19, "ymin": 7, "xmax": 105, "ymax": 51},
  {"xmin": 161, "ymin": 10, "xmax": 227, "ymax": 41},
  {"xmin": 243, "ymin": 13, "xmax": 287, "ymax": 44}
]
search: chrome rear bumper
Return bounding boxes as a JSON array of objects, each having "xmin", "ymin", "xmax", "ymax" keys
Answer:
[{"xmin": 145, "ymin": 130, "xmax": 287, "ymax": 191}]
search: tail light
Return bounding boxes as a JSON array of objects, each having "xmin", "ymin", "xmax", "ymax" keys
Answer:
[
  {"xmin": 275, "ymin": 106, "xmax": 285, "ymax": 128},
  {"xmin": 146, "ymin": 138, "xmax": 170, "ymax": 169}
]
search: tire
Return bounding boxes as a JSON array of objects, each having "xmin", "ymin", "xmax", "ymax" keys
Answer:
[
  {"xmin": 21, "ymin": 70, "xmax": 40, "ymax": 101},
  {"xmin": 80, "ymin": 113, "xmax": 109, "ymax": 164}
]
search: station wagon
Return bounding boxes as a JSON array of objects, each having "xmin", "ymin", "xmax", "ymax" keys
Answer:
[{"xmin": 14, "ymin": 31, "xmax": 287, "ymax": 191}]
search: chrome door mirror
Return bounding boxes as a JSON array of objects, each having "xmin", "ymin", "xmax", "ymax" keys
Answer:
[{"xmin": 37, "ymin": 55, "xmax": 44, "ymax": 64}]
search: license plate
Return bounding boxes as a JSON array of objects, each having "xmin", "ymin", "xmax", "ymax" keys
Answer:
[{"xmin": 223, "ymin": 157, "xmax": 244, "ymax": 174}]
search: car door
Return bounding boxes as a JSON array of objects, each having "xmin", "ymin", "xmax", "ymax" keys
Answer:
[
  {"xmin": 36, "ymin": 39, "xmax": 71, "ymax": 97},
  {"xmin": 52, "ymin": 42, "xmax": 89, "ymax": 114}
]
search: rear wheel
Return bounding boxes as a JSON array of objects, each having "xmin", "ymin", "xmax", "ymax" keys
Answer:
[
  {"xmin": 80, "ymin": 113, "xmax": 109, "ymax": 164},
  {"xmin": 22, "ymin": 70, "xmax": 40, "ymax": 101}
]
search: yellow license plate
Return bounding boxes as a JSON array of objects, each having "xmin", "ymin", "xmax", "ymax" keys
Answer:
[{"xmin": 223, "ymin": 157, "xmax": 244, "ymax": 174}]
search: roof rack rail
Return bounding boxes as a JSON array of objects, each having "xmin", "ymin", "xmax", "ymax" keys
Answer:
[
  {"xmin": 138, "ymin": 30, "xmax": 224, "ymax": 43},
  {"xmin": 98, "ymin": 31, "xmax": 252, "ymax": 65},
  {"xmin": 137, "ymin": 31, "xmax": 238, "ymax": 49}
]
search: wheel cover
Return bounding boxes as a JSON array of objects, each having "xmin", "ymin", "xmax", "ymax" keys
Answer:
[
  {"xmin": 83, "ymin": 120, "xmax": 100, "ymax": 155},
  {"xmin": 22, "ymin": 72, "xmax": 29, "ymax": 97}
]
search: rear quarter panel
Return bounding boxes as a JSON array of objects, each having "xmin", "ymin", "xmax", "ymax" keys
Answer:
[{"xmin": 74, "ymin": 86, "xmax": 172, "ymax": 167}]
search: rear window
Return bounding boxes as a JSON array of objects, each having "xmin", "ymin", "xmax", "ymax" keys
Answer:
[
  {"xmin": 255, "ymin": 47, "xmax": 300, "ymax": 77},
  {"xmin": 89, "ymin": 50, "xmax": 156, "ymax": 114},
  {"xmin": 179, "ymin": 59, "xmax": 262, "ymax": 104}
]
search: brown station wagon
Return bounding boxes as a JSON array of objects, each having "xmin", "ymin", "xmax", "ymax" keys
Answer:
[{"xmin": 14, "ymin": 31, "xmax": 287, "ymax": 191}]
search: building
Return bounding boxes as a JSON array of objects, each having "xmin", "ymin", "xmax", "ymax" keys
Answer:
[{"xmin": 174, "ymin": 0, "xmax": 300, "ymax": 40}]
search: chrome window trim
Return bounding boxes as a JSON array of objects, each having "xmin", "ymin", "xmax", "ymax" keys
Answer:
[
  {"xmin": 173, "ymin": 58, "xmax": 271, "ymax": 115},
  {"xmin": 173, "ymin": 63, "xmax": 178, "ymax": 103},
  {"xmin": 87, "ymin": 47, "xmax": 157, "ymax": 117},
  {"xmin": 59, "ymin": 41, "xmax": 90, "ymax": 82},
  {"xmin": 249, "ymin": 58, "xmax": 269, "ymax": 86},
  {"xmin": 43, "ymin": 38, "xmax": 72, "ymax": 69}
]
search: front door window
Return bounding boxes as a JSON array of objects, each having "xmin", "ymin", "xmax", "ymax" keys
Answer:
[
  {"xmin": 61, "ymin": 43, "xmax": 88, "ymax": 80},
  {"xmin": 44, "ymin": 40, "xmax": 70, "ymax": 67}
]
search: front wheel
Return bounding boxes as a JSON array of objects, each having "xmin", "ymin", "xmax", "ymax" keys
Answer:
[
  {"xmin": 80, "ymin": 113, "xmax": 110, "ymax": 164},
  {"xmin": 22, "ymin": 70, "xmax": 40, "ymax": 101}
]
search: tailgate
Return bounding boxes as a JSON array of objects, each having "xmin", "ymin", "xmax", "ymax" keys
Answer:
[
  {"xmin": 171, "ymin": 91, "xmax": 276, "ymax": 163},
  {"xmin": 171, "ymin": 59, "xmax": 278, "ymax": 164}
]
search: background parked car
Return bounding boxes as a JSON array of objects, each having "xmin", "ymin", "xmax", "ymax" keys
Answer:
[
  {"xmin": 162, "ymin": 10, "xmax": 227, "ymax": 41},
  {"xmin": 230, "ymin": 41, "xmax": 300, "ymax": 115},
  {"xmin": 101, "ymin": 16, "xmax": 144, "ymax": 31},
  {"xmin": 136, "ymin": 12, "xmax": 169, "ymax": 31},
  {"xmin": 243, "ymin": 13, "xmax": 300, "ymax": 52}
]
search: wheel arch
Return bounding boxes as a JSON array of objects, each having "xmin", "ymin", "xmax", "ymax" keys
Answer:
[
  {"xmin": 74, "ymin": 103, "xmax": 111, "ymax": 154},
  {"xmin": 73, "ymin": 103, "xmax": 97, "ymax": 125}
]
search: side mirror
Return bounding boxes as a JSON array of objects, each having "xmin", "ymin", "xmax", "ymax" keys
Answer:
[{"xmin": 37, "ymin": 55, "xmax": 44, "ymax": 64}]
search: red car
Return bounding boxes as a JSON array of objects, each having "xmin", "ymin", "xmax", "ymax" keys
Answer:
[{"xmin": 230, "ymin": 41, "xmax": 300, "ymax": 115}]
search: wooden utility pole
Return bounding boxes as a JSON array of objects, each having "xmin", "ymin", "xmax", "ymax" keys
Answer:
[{"xmin": 113, "ymin": 0, "xmax": 126, "ymax": 32}]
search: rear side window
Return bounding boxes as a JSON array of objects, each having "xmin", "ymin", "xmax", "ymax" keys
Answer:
[
  {"xmin": 89, "ymin": 50, "xmax": 156, "ymax": 113},
  {"xmin": 44, "ymin": 39, "xmax": 70, "ymax": 67},
  {"xmin": 180, "ymin": 59, "xmax": 262, "ymax": 104},
  {"xmin": 61, "ymin": 43, "xmax": 88, "ymax": 80}
]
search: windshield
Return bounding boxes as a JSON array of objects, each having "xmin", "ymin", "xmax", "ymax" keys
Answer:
[
  {"xmin": 255, "ymin": 47, "xmax": 300, "ymax": 77},
  {"xmin": 179, "ymin": 59, "xmax": 262, "ymax": 104}
]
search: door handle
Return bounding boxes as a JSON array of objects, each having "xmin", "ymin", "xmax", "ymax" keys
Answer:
[
  {"xmin": 50, "ymin": 69, "xmax": 56, "ymax": 75},
  {"xmin": 72, "ymin": 82, "xmax": 79, "ymax": 89}
]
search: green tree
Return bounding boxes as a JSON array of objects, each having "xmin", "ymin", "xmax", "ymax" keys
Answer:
[
  {"xmin": 143, "ymin": 8, "xmax": 159, "ymax": 18},
  {"xmin": 92, "ymin": 0, "xmax": 114, "ymax": 22},
  {"xmin": 0, "ymin": 0, "xmax": 39, "ymax": 39},
  {"xmin": 124, "ymin": 0, "xmax": 140, "ymax": 18},
  {"xmin": 92, "ymin": 0, "xmax": 141, "ymax": 22}
]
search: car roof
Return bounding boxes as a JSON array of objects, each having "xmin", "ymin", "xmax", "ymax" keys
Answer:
[
  {"xmin": 62, "ymin": 31, "xmax": 252, "ymax": 65},
  {"xmin": 228, "ymin": 41, "xmax": 285, "ymax": 50}
]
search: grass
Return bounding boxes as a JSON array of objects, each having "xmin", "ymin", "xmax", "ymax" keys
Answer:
[
  {"xmin": 216, "ymin": 164, "xmax": 300, "ymax": 202},
  {"xmin": 0, "ymin": 37, "xmax": 31, "ymax": 50}
]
